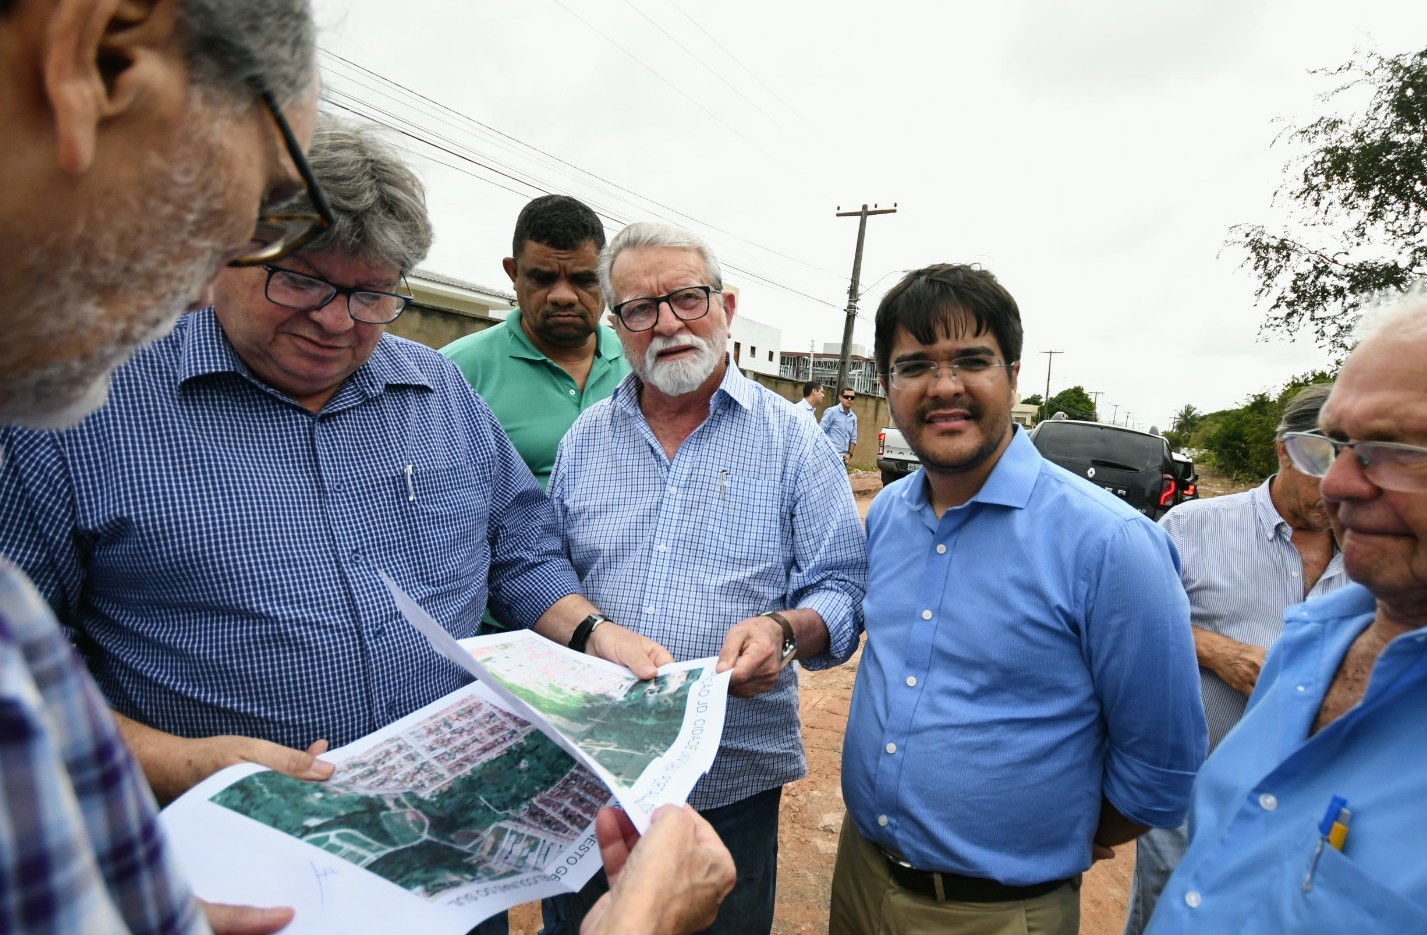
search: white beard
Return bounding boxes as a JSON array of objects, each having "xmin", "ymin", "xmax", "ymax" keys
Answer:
[{"xmin": 629, "ymin": 319, "xmax": 729, "ymax": 397}]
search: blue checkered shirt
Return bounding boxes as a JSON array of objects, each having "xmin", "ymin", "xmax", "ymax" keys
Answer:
[
  {"xmin": 0, "ymin": 310, "xmax": 580, "ymax": 750},
  {"xmin": 549, "ymin": 364, "xmax": 867, "ymax": 809},
  {"xmin": 0, "ymin": 559, "xmax": 205, "ymax": 934}
]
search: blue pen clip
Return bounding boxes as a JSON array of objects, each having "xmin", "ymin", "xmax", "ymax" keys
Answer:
[{"xmin": 1304, "ymin": 794, "xmax": 1349, "ymax": 891}]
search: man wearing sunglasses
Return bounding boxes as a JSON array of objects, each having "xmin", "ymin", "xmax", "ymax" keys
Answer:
[
  {"xmin": 0, "ymin": 116, "xmax": 668, "ymax": 895},
  {"xmin": 1124, "ymin": 383, "xmax": 1347, "ymax": 935},
  {"xmin": 821, "ymin": 387, "xmax": 860, "ymax": 463},
  {"xmin": 1146, "ymin": 293, "xmax": 1427, "ymax": 934}
]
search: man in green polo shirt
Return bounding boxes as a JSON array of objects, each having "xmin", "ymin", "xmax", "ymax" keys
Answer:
[{"xmin": 442, "ymin": 195, "xmax": 629, "ymax": 488}]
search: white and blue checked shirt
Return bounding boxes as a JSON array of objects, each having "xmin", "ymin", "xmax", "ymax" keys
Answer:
[
  {"xmin": 0, "ymin": 559, "xmax": 204, "ymax": 935},
  {"xmin": 0, "ymin": 310, "xmax": 580, "ymax": 750},
  {"xmin": 549, "ymin": 363, "xmax": 867, "ymax": 810},
  {"xmin": 1159, "ymin": 478, "xmax": 1348, "ymax": 751}
]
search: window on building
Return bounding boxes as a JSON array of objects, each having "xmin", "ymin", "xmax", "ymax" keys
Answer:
[{"xmin": 768, "ymin": 350, "xmax": 774, "ymax": 362}]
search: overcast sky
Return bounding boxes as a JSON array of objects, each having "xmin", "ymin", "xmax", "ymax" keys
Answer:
[{"xmin": 311, "ymin": 0, "xmax": 1426, "ymax": 431}]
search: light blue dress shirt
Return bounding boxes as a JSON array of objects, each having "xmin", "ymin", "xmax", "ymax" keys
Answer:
[
  {"xmin": 549, "ymin": 363, "xmax": 867, "ymax": 810},
  {"xmin": 1147, "ymin": 584, "xmax": 1427, "ymax": 934},
  {"xmin": 843, "ymin": 428, "xmax": 1206, "ymax": 885},
  {"xmin": 820, "ymin": 404, "xmax": 858, "ymax": 455},
  {"xmin": 0, "ymin": 310, "xmax": 580, "ymax": 751},
  {"xmin": 1161, "ymin": 478, "xmax": 1347, "ymax": 750}
]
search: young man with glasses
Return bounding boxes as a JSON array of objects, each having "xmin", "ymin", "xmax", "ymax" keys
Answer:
[
  {"xmin": 821, "ymin": 387, "xmax": 860, "ymax": 463},
  {"xmin": 1123, "ymin": 383, "xmax": 1347, "ymax": 935},
  {"xmin": 1144, "ymin": 292, "xmax": 1427, "ymax": 932},
  {"xmin": 0, "ymin": 118, "xmax": 668, "ymax": 881},
  {"xmin": 544, "ymin": 221, "xmax": 868, "ymax": 935},
  {"xmin": 832, "ymin": 263, "xmax": 1205, "ymax": 935}
]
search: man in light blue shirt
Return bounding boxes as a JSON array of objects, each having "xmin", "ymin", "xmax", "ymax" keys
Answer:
[
  {"xmin": 820, "ymin": 386, "xmax": 859, "ymax": 462},
  {"xmin": 796, "ymin": 380, "xmax": 824, "ymax": 421},
  {"xmin": 832, "ymin": 264, "xmax": 1205, "ymax": 935},
  {"xmin": 547, "ymin": 221, "xmax": 867, "ymax": 935},
  {"xmin": 1125, "ymin": 383, "xmax": 1347, "ymax": 935},
  {"xmin": 1146, "ymin": 293, "xmax": 1427, "ymax": 934}
]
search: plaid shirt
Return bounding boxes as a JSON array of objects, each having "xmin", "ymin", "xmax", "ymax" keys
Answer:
[
  {"xmin": 0, "ymin": 560, "xmax": 205, "ymax": 934},
  {"xmin": 0, "ymin": 310, "xmax": 579, "ymax": 751},
  {"xmin": 550, "ymin": 364, "xmax": 867, "ymax": 809}
]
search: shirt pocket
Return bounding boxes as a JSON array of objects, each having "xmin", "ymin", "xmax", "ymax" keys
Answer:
[
  {"xmin": 1254, "ymin": 828, "xmax": 1427, "ymax": 934},
  {"xmin": 695, "ymin": 466, "xmax": 783, "ymax": 568}
]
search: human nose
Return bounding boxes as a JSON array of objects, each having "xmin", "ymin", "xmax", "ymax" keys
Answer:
[
  {"xmin": 927, "ymin": 364, "xmax": 965, "ymax": 391},
  {"xmin": 308, "ymin": 291, "xmax": 357, "ymax": 332},
  {"xmin": 650, "ymin": 298, "xmax": 684, "ymax": 336},
  {"xmin": 548, "ymin": 276, "xmax": 579, "ymax": 306},
  {"xmin": 1319, "ymin": 442, "xmax": 1376, "ymax": 505}
]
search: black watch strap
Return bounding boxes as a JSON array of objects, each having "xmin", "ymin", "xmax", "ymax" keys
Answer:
[
  {"xmin": 762, "ymin": 611, "xmax": 797, "ymax": 668},
  {"xmin": 569, "ymin": 613, "xmax": 611, "ymax": 654}
]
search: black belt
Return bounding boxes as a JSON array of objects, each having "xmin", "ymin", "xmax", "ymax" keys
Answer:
[{"xmin": 878, "ymin": 848, "xmax": 1073, "ymax": 903}]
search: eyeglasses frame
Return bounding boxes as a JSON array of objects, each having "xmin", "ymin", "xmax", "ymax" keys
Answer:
[
  {"xmin": 262, "ymin": 264, "xmax": 414, "ymax": 324},
  {"xmin": 611, "ymin": 285, "xmax": 718, "ymax": 333},
  {"xmin": 1282, "ymin": 430, "xmax": 1427, "ymax": 492}
]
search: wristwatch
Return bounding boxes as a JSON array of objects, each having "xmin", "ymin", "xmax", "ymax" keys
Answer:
[
  {"xmin": 761, "ymin": 611, "xmax": 797, "ymax": 669},
  {"xmin": 568, "ymin": 613, "xmax": 612, "ymax": 654}
]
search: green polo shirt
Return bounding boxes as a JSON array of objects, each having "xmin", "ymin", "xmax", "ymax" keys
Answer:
[{"xmin": 441, "ymin": 308, "xmax": 630, "ymax": 488}]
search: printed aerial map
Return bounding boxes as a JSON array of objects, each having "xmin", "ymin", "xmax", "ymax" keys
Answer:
[{"xmin": 211, "ymin": 693, "xmax": 605, "ymax": 900}]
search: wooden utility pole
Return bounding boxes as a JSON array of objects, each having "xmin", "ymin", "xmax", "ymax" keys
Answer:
[
  {"xmin": 1089, "ymin": 390, "xmax": 1103, "ymax": 421},
  {"xmin": 835, "ymin": 203, "xmax": 897, "ymax": 395},
  {"xmin": 1040, "ymin": 350, "xmax": 1063, "ymax": 406}
]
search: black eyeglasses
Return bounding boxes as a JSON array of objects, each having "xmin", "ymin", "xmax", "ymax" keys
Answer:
[
  {"xmin": 611, "ymin": 285, "xmax": 717, "ymax": 332},
  {"xmin": 841, "ymin": 394, "xmax": 856, "ymax": 400},
  {"xmin": 1282, "ymin": 431, "xmax": 1427, "ymax": 492},
  {"xmin": 227, "ymin": 89, "xmax": 336, "ymax": 268},
  {"xmin": 263, "ymin": 265, "xmax": 412, "ymax": 324}
]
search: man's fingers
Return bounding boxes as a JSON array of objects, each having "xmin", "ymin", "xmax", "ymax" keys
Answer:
[
  {"xmin": 238, "ymin": 737, "xmax": 334, "ymax": 781},
  {"xmin": 199, "ymin": 900, "xmax": 295, "ymax": 935}
]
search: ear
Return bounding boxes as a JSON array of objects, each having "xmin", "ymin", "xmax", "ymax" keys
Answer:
[
  {"xmin": 720, "ymin": 289, "xmax": 737, "ymax": 322},
  {"xmin": 44, "ymin": 0, "xmax": 180, "ymax": 174},
  {"xmin": 1276, "ymin": 439, "xmax": 1292, "ymax": 470},
  {"xmin": 502, "ymin": 256, "xmax": 518, "ymax": 285},
  {"xmin": 1008, "ymin": 359, "xmax": 1020, "ymax": 396}
]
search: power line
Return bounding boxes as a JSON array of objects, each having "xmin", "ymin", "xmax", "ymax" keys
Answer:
[{"xmin": 663, "ymin": 0, "xmax": 803, "ymax": 121}]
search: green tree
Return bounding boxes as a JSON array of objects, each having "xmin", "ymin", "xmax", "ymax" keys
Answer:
[
  {"xmin": 1199, "ymin": 372, "xmax": 1336, "ymax": 479},
  {"xmin": 1171, "ymin": 404, "xmax": 1204, "ymax": 435},
  {"xmin": 1231, "ymin": 46, "xmax": 1427, "ymax": 352},
  {"xmin": 1020, "ymin": 393, "xmax": 1043, "ymax": 408},
  {"xmin": 1039, "ymin": 386, "xmax": 1097, "ymax": 423}
]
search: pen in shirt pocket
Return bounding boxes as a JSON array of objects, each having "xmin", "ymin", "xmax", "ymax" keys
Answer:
[
  {"xmin": 719, "ymin": 469, "xmax": 729, "ymax": 500},
  {"xmin": 404, "ymin": 463, "xmax": 415, "ymax": 502},
  {"xmin": 1303, "ymin": 794, "xmax": 1350, "ymax": 890}
]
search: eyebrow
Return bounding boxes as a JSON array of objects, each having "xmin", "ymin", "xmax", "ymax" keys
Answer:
[{"xmin": 892, "ymin": 345, "xmax": 997, "ymax": 365}]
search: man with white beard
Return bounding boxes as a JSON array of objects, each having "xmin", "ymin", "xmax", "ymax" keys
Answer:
[{"xmin": 544, "ymin": 221, "xmax": 868, "ymax": 935}]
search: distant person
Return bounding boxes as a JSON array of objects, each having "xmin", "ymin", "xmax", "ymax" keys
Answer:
[
  {"xmin": 1124, "ymin": 383, "xmax": 1348, "ymax": 935},
  {"xmin": 547, "ymin": 221, "xmax": 868, "ymax": 934},
  {"xmin": 0, "ymin": 0, "xmax": 322, "ymax": 930},
  {"xmin": 796, "ymin": 380, "xmax": 824, "ymax": 420},
  {"xmin": 442, "ymin": 195, "xmax": 629, "ymax": 489},
  {"xmin": 1145, "ymin": 292, "xmax": 1427, "ymax": 933},
  {"xmin": 832, "ymin": 264, "xmax": 1205, "ymax": 935},
  {"xmin": 821, "ymin": 387, "xmax": 859, "ymax": 463}
]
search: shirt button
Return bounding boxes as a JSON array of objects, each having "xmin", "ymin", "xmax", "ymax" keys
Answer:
[
  {"xmin": 906, "ymin": 676, "xmax": 917, "ymax": 687},
  {"xmin": 350, "ymin": 550, "xmax": 363, "ymax": 563},
  {"xmin": 885, "ymin": 742, "xmax": 897, "ymax": 754},
  {"xmin": 1259, "ymin": 793, "xmax": 1278, "ymax": 811},
  {"xmin": 645, "ymin": 606, "xmax": 656, "ymax": 615},
  {"xmin": 936, "ymin": 544, "xmax": 947, "ymax": 554},
  {"xmin": 1291, "ymin": 571, "xmax": 1300, "ymax": 578},
  {"xmin": 877, "ymin": 815, "xmax": 889, "ymax": 827},
  {"xmin": 1296, "ymin": 685, "xmax": 1307, "ymax": 693},
  {"xmin": 1185, "ymin": 891, "xmax": 1202, "ymax": 909},
  {"xmin": 656, "ymin": 543, "xmax": 667, "ymax": 552},
  {"xmin": 568, "ymin": 389, "xmax": 576, "ymax": 396},
  {"xmin": 921, "ymin": 610, "xmax": 932, "ymax": 620}
]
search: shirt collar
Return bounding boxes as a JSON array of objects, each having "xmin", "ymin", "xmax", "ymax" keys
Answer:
[
  {"xmin": 505, "ymin": 307, "xmax": 625, "ymax": 364},
  {"xmin": 177, "ymin": 308, "xmax": 432, "ymax": 403},
  {"xmin": 1251, "ymin": 475, "xmax": 1291, "ymax": 541}
]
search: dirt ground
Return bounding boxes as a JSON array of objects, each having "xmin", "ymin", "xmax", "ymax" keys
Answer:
[{"xmin": 509, "ymin": 465, "xmax": 1250, "ymax": 935}]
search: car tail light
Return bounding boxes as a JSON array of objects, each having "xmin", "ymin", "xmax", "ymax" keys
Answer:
[
  {"xmin": 878, "ymin": 431, "xmax": 887, "ymax": 456},
  {"xmin": 1183, "ymin": 483, "xmax": 1196, "ymax": 498},
  {"xmin": 1159, "ymin": 474, "xmax": 1177, "ymax": 507}
]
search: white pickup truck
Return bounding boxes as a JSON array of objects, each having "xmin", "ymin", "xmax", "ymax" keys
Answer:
[{"xmin": 876, "ymin": 426, "xmax": 920, "ymax": 486}]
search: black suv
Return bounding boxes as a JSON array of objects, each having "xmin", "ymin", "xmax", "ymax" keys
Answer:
[
  {"xmin": 1172, "ymin": 453, "xmax": 1199, "ymax": 502},
  {"xmin": 1028, "ymin": 419, "xmax": 1181, "ymax": 520}
]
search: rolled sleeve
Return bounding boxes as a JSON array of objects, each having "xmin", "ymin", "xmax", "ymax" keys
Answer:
[
  {"xmin": 1087, "ymin": 517, "xmax": 1207, "ymax": 827},
  {"xmin": 787, "ymin": 432, "xmax": 866, "ymax": 668}
]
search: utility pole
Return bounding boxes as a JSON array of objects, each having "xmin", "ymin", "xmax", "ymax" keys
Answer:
[
  {"xmin": 808, "ymin": 340, "xmax": 815, "ymax": 381},
  {"xmin": 1110, "ymin": 402, "xmax": 1119, "ymax": 424},
  {"xmin": 1040, "ymin": 350, "xmax": 1063, "ymax": 406},
  {"xmin": 1089, "ymin": 390, "xmax": 1103, "ymax": 420},
  {"xmin": 835, "ymin": 203, "xmax": 897, "ymax": 395}
]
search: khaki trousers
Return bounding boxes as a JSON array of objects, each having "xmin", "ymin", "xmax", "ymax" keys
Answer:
[{"xmin": 829, "ymin": 814, "xmax": 1080, "ymax": 935}]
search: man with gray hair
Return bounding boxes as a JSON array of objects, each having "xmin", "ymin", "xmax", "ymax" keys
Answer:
[
  {"xmin": 1145, "ymin": 294, "xmax": 1427, "ymax": 930},
  {"xmin": 544, "ymin": 221, "xmax": 868, "ymax": 933},
  {"xmin": 0, "ymin": 119, "xmax": 667, "ymax": 835},
  {"xmin": 0, "ymin": 0, "xmax": 322, "ymax": 930},
  {"xmin": 1124, "ymin": 383, "xmax": 1348, "ymax": 934}
]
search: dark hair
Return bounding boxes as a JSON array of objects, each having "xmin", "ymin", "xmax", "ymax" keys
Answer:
[
  {"xmin": 873, "ymin": 264, "xmax": 1023, "ymax": 375},
  {"xmin": 801, "ymin": 381, "xmax": 821, "ymax": 398},
  {"xmin": 513, "ymin": 195, "xmax": 605, "ymax": 259}
]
